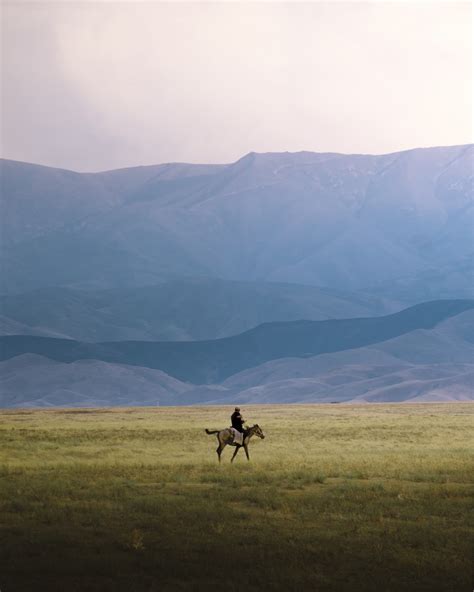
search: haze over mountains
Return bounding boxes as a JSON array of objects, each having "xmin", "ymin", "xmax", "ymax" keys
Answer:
[
  {"xmin": 2, "ymin": 145, "xmax": 473, "ymax": 298},
  {"xmin": 1, "ymin": 305, "xmax": 473, "ymax": 407},
  {"xmin": 0, "ymin": 280, "xmax": 388, "ymax": 342},
  {"xmin": 1, "ymin": 145, "xmax": 473, "ymax": 406}
]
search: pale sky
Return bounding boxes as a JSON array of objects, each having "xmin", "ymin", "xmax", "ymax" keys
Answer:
[{"xmin": 1, "ymin": 1, "xmax": 472, "ymax": 172}]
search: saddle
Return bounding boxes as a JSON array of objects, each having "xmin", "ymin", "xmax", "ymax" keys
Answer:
[{"xmin": 229, "ymin": 427, "xmax": 244, "ymax": 446}]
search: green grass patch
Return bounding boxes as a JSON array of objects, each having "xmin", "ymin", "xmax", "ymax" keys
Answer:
[{"xmin": 1, "ymin": 403, "xmax": 473, "ymax": 591}]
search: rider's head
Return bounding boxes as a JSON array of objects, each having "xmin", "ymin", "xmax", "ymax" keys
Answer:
[{"xmin": 235, "ymin": 407, "xmax": 241, "ymax": 412}]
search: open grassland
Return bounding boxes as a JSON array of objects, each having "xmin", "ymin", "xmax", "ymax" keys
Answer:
[{"xmin": 1, "ymin": 404, "xmax": 473, "ymax": 591}]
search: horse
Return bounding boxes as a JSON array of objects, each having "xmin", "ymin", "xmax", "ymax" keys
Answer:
[{"xmin": 205, "ymin": 424, "xmax": 265, "ymax": 463}]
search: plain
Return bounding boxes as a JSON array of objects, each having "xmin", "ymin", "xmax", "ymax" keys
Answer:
[{"xmin": 1, "ymin": 403, "xmax": 473, "ymax": 591}]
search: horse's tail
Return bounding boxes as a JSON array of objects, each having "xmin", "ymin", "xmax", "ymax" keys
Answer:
[{"xmin": 205, "ymin": 428, "xmax": 220, "ymax": 435}]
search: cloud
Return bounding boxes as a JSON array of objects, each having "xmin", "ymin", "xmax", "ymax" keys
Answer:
[{"xmin": 1, "ymin": 2, "xmax": 472, "ymax": 171}]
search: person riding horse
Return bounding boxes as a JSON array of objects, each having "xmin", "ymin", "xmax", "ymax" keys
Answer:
[
  {"xmin": 207, "ymin": 404, "xmax": 265, "ymax": 463},
  {"xmin": 231, "ymin": 407, "xmax": 245, "ymax": 434},
  {"xmin": 205, "ymin": 422, "xmax": 265, "ymax": 462}
]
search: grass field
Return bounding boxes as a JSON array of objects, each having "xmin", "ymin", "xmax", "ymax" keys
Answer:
[{"xmin": 1, "ymin": 403, "xmax": 473, "ymax": 591}]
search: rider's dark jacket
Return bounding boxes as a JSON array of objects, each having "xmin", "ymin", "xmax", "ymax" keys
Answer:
[{"xmin": 231, "ymin": 411, "xmax": 244, "ymax": 433}]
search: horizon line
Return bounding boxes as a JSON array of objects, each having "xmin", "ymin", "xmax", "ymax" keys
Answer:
[{"xmin": 1, "ymin": 142, "xmax": 472, "ymax": 175}]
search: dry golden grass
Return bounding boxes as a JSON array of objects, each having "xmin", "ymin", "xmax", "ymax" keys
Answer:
[{"xmin": 1, "ymin": 403, "xmax": 473, "ymax": 591}]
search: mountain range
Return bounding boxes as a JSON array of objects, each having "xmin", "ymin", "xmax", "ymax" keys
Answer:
[
  {"xmin": 1, "ymin": 303, "xmax": 473, "ymax": 407},
  {"xmin": 1, "ymin": 145, "xmax": 473, "ymax": 406},
  {"xmin": 0, "ymin": 279, "xmax": 390, "ymax": 342},
  {"xmin": 2, "ymin": 145, "xmax": 473, "ymax": 299}
]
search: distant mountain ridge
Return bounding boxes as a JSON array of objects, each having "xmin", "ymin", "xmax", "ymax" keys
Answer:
[
  {"xmin": 0, "ymin": 279, "xmax": 391, "ymax": 342},
  {"xmin": 1, "ymin": 303, "xmax": 473, "ymax": 407},
  {"xmin": 1, "ymin": 145, "xmax": 473, "ymax": 300},
  {"xmin": 1, "ymin": 145, "xmax": 473, "ymax": 406},
  {"xmin": 0, "ymin": 354, "xmax": 188, "ymax": 408},
  {"xmin": 1, "ymin": 299, "xmax": 472, "ymax": 384}
]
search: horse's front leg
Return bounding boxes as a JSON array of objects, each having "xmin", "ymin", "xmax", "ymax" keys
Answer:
[
  {"xmin": 230, "ymin": 445, "xmax": 240, "ymax": 463},
  {"xmin": 243, "ymin": 444, "xmax": 250, "ymax": 461}
]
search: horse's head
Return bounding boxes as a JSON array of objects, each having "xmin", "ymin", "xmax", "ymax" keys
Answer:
[{"xmin": 252, "ymin": 424, "xmax": 265, "ymax": 439}]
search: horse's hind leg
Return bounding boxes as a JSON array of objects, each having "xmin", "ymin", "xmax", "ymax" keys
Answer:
[
  {"xmin": 217, "ymin": 441, "xmax": 225, "ymax": 463},
  {"xmin": 230, "ymin": 446, "xmax": 240, "ymax": 463}
]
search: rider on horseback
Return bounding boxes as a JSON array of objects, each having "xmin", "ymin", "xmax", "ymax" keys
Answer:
[
  {"xmin": 231, "ymin": 407, "xmax": 245, "ymax": 434},
  {"xmin": 205, "ymin": 421, "xmax": 265, "ymax": 462}
]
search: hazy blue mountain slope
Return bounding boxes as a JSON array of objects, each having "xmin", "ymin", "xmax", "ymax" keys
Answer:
[
  {"xmin": 216, "ymin": 309, "xmax": 474, "ymax": 395},
  {"xmin": 0, "ymin": 159, "xmax": 225, "ymax": 247},
  {"xmin": 195, "ymin": 364, "xmax": 473, "ymax": 405},
  {"xmin": 368, "ymin": 309, "xmax": 474, "ymax": 364},
  {"xmin": 219, "ymin": 366, "xmax": 474, "ymax": 404},
  {"xmin": 221, "ymin": 349, "xmax": 406, "ymax": 391},
  {"xmin": 96, "ymin": 162, "xmax": 225, "ymax": 202},
  {"xmin": 0, "ymin": 280, "xmax": 390, "ymax": 342},
  {"xmin": 2, "ymin": 146, "xmax": 472, "ymax": 408},
  {"xmin": 1, "ymin": 304, "xmax": 472, "ymax": 408},
  {"xmin": 1, "ymin": 145, "xmax": 472, "ymax": 299},
  {"xmin": 178, "ymin": 310, "xmax": 474, "ymax": 404},
  {"xmin": 0, "ymin": 160, "xmax": 116, "ymax": 246},
  {"xmin": 350, "ymin": 370, "xmax": 474, "ymax": 403},
  {"xmin": 0, "ymin": 354, "xmax": 188, "ymax": 407},
  {"xmin": 0, "ymin": 300, "xmax": 472, "ymax": 384},
  {"xmin": 0, "ymin": 315, "xmax": 67, "ymax": 338}
]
